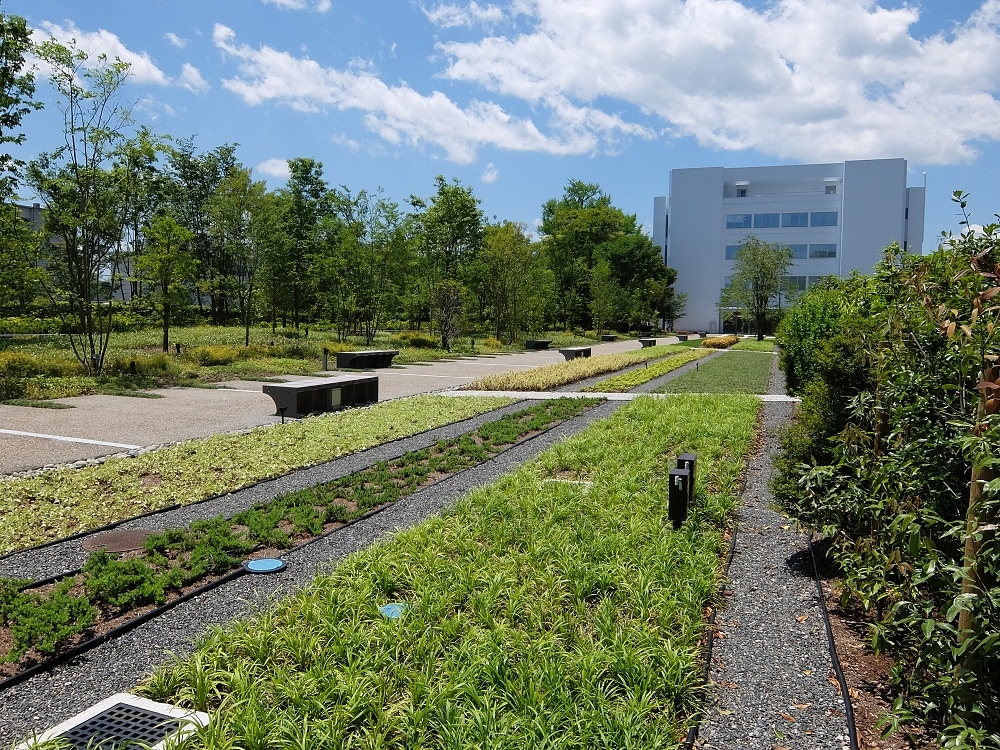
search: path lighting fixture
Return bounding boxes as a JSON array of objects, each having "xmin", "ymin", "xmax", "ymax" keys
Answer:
[
  {"xmin": 668, "ymin": 467, "xmax": 690, "ymax": 530},
  {"xmin": 678, "ymin": 452, "xmax": 697, "ymax": 506}
]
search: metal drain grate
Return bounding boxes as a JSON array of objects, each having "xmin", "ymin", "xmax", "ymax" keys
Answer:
[
  {"xmin": 19, "ymin": 693, "xmax": 209, "ymax": 750},
  {"xmin": 83, "ymin": 529, "xmax": 157, "ymax": 553},
  {"xmin": 58, "ymin": 702, "xmax": 181, "ymax": 749}
]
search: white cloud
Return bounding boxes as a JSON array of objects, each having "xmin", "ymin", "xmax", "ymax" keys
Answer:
[
  {"xmin": 34, "ymin": 21, "xmax": 169, "ymax": 85},
  {"xmin": 165, "ymin": 32, "xmax": 187, "ymax": 49},
  {"xmin": 261, "ymin": 0, "xmax": 331, "ymax": 11},
  {"xmin": 423, "ymin": 2, "xmax": 505, "ymax": 28},
  {"xmin": 481, "ymin": 162, "xmax": 499, "ymax": 183},
  {"xmin": 178, "ymin": 63, "xmax": 210, "ymax": 93},
  {"xmin": 435, "ymin": 0, "xmax": 1000, "ymax": 164},
  {"xmin": 212, "ymin": 24, "xmax": 644, "ymax": 164},
  {"xmin": 256, "ymin": 158, "xmax": 291, "ymax": 179}
]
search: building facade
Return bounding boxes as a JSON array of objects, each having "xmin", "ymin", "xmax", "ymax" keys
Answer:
[{"xmin": 652, "ymin": 158, "xmax": 925, "ymax": 333}]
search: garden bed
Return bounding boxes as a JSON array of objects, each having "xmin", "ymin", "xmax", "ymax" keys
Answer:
[{"xmin": 0, "ymin": 399, "xmax": 599, "ymax": 685}]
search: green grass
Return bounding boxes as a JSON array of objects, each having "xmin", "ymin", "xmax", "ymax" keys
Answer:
[
  {"xmin": 0, "ymin": 399, "xmax": 74, "ymax": 409},
  {"xmin": 653, "ymin": 351, "xmax": 773, "ymax": 394},
  {"xmin": 731, "ymin": 339, "xmax": 776, "ymax": 352},
  {"xmin": 0, "ymin": 395, "xmax": 513, "ymax": 554},
  {"xmin": 140, "ymin": 394, "xmax": 761, "ymax": 749},
  {"xmin": 583, "ymin": 348, "xmax": 713, "ymax": 392}
]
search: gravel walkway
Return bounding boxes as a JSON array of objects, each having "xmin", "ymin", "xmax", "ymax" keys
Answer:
[{"xmin": 695, "ymin": 353, "xmax": 853, "ymax": 749}]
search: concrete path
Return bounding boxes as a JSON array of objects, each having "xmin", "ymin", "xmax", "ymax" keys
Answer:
[{"xmin": 0, "ymin": 339, "xmax": 653, "ymax": 476}]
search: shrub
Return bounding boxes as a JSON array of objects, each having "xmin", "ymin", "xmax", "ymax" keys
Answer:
[
  {"xmin": 391, "ymin": 330, "xmax": 439, "ymax": 349},
  {"xmin": 701, "ymin": 335, "xmax": 740, "ymax": 349},
  {"xmin": 480, "ymin": 336, "xmax": 502, "ymax": 349}
]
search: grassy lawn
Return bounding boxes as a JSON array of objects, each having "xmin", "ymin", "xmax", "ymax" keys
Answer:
[
  {"xmin": 653, "ymin": 350, "xmax": 773, "ymax": 394},
  {"xmin": 140, "ymin": 394, "xmax": 761, "ymax": 749},
  {"xmin": 0, "ymin": 395, "xmax": 513, "ymax": 554}
]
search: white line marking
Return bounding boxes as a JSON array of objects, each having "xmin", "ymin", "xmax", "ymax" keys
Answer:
[{"xmin": 0, "ymin": 429, "xmax": 141, "ymax": 450}]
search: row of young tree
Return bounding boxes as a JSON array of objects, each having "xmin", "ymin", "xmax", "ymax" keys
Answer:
[
  {"xmin": 774, "ymin": 193, "xmax": 999, "ymax": 747},
  {"xmin": 0, "ymin": 21, "xmax": 683, "ymax": 374}
]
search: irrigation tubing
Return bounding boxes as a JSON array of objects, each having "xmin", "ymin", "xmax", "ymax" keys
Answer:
[
  {"xmin": 809, "ymin": 533, "xmax": 860, "ymax": 750},
  {"xmin": 0, "ymin": 402, "xmax": 601, "ymax": 695}
]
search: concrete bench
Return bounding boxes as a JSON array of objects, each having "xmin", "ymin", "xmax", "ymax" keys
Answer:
[
  {"xmin": 676, "ymin": 334, "xmax": 688, "ymax": 341},
  {"xmin": 559, "ymin": 346, "xmax": 592, "ymax": 360},
  {"xmin": 600, "ymin": 334, "xmax": 617, "ymax": 341},
  {"xmin": 525, "ymin": 339, "xmax": 552, "ymax": 350},
  {"xmin": 335, "ymin": 349, "xmax": 398, "ymax": 369},
  {"xmin": 638, "ymin": 338, "xmax": 657, "ymax": 348},
  {"xmin": 263, "ymin": 375, "xmax": 378, "ymax": 418}
]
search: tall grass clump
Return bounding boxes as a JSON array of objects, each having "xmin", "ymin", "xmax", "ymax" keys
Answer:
[
  {"xmin": 142, "ymin": 394, "xmax": 760, "ymax": 748},
  {"xmin": 467, "ymin": 345, "xmax": 688, "ymax": 391},
  {"xmin": 583, "ymin": 348, "xmax": 712, "ymax": 392}
]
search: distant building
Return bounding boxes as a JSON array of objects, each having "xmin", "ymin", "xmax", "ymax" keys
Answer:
[
  {"xmin": 17, "ymin": 202, "xmax": 43, "ymax": 230},
  {"xmin": 652, "ymin": 158, "xmax": 925, "ymax": 333}
]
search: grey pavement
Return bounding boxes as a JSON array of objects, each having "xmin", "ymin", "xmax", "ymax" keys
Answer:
[{"xmin": 0, "ymin": 338, "xmax": 655, "ymax": 476}]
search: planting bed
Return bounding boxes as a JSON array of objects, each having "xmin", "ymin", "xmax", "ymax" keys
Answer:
[{"xmin": 0, "ymin": 399, "xmax": 599, "ymax": 687}]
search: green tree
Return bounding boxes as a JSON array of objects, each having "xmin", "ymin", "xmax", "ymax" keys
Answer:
[
  {"xmin": 431, "ymin": 279, "xmax": 466, "ymax": 352},
  {"xmin": 26, "ymin": 41, "xmax": 140, "ymax": 374},
  {"xmin": 280, "ymin": 157, "xmax": 329, "ymax": 329},
  {"xmin": 589, "ymin": 260, "xmax": 623, "ymax": 336},
  {"xmin": 0, "ymin": 6, "xmax": 40, "ymax": 197},
  {"xmin": 719, "ymin": 235, "xmax": 793, "ymax": 340},
  {"xmin": 539, "ymin": 179, "xmax": 639, "ymax": 329},
  {"xmin": 331, "ymin": 187, "xmax": 410, "ymax": 345},
  {"xmin": 134, "ymin": 212, "xmax": 196, "ymax": 352},
  {"xmin": 475, "ymin": 221, "xmax": 549, "ymax": 342}
]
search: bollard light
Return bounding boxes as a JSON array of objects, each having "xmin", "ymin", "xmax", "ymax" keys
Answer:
[
  {"xmin": 668, "ymin": 468, "xmax": 690, "ymax": 530},
  {"xmin": 677, "ymin": 452, "xmax": 697, "ymax": 507}
]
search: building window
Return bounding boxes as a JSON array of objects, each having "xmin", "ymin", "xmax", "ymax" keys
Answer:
[
  {"xmin": 781, "ymin": 212, "xmax": 808, "ymax": 227},
  {"xmin": 784, "ymin": 275, "xmax": 808, "ymax": 292},
  {"xmin": 726, "ymin": 213, "xmax": 752, "ymax": 229},
  {"xmin": 786, "ymin": 244, "xmax": 808, "ymax": 259},
  {"xmin": 809, "ymin": 243, "xmax": 837, "ymax": 258},
  {"xmin": 736, "ymin": 187, "xmax": 747, "ymax": 198},
  {"xmin": 810, "ymin": 211, "xmax": 838, "ymax": 227},
  {"xmin": 753, "ymin": 213, "xmax": 780, "ymax": 228},
  {"xmin": 725, "ymin": 245, "xmax": 740, "ymax": 260},
  {"xmin": 825, "ymin": 184, "xmax": 837, "ymax": 194}
]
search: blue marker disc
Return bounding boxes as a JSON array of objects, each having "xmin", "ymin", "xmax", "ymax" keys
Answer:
[
  {"xmin": 379, "ymin": 602, "xmax": 410, "ymax": 619},
  {"xmin": 244, "ymin": 558, "xmax": 287, "ymax": 574}
]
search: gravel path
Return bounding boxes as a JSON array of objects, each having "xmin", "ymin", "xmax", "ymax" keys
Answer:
[{"xmin": 695, "ymin": 353, "xmax": 853, "ymax": 749}]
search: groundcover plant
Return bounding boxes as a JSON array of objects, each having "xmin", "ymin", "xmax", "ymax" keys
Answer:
[
  {"xmin": 466, "ymin": 345, "xmax": 688, "ymax": 391},
  {"xmin": 0, "ymin": 399, "xmax": 597, "ymax": 671},
  {"xmin": 141, "ymin": 394, "xmax": 760, "ymax": 749},
  {"xmin": 0, "ymin": 395, "xmax": 512, "ymax": 554},
  {"xmin": 654, "ymin": 351, "xmax": 773, "ymax": 395},
  {"xmin": 583, "ymin": 348, "xmax": 712, "ymax": 392}
]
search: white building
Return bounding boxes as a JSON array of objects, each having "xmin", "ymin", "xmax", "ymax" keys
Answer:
[{"xmin": 652, "ymin": 158, "xmax": 925, "ymax": 333}]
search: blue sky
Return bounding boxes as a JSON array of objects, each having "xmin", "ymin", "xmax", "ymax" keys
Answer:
[{"xmin": 7, "ymin": 0, "xmax": 1000, "ymax": 245}]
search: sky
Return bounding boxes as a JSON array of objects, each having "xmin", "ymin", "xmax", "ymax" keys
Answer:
[{"xmin": 7, "ymin": 0, "xmax": 1000, "ymax": 246}]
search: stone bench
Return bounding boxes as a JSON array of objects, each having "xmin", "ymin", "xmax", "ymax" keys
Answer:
[
  {"xmin": 638, "ymin": 338, "xmax": 657, "ymax": 348},
  {"xmin": 335, "ymin": 349, "xmax": 398, "ymax": 369},
  {"xmin": 525, "ymin": 339, "xmax": 552, "ymax": 350},
  {"xmin": 559, "ymin": 346, "xmax": 592, "ymax": 360},
  {"xmin": 263, "ymin": 375, "xmax": 378, "ymax": 418},
  {"xmin": 600, "ymin": 334, "xmax": 617, "ymax": 341}
]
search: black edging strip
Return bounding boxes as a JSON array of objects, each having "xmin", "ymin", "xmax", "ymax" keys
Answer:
[
  {"xmin": 0, "ymin": 401, "xmax": 604, "ymax": 694},
  {"xmin": 0, "ymin": 401, "xmax": 530, "ymax": 563},
  {"xmin": 810, "ymin": 533, "xmax": 860, "ymax": 750}
]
